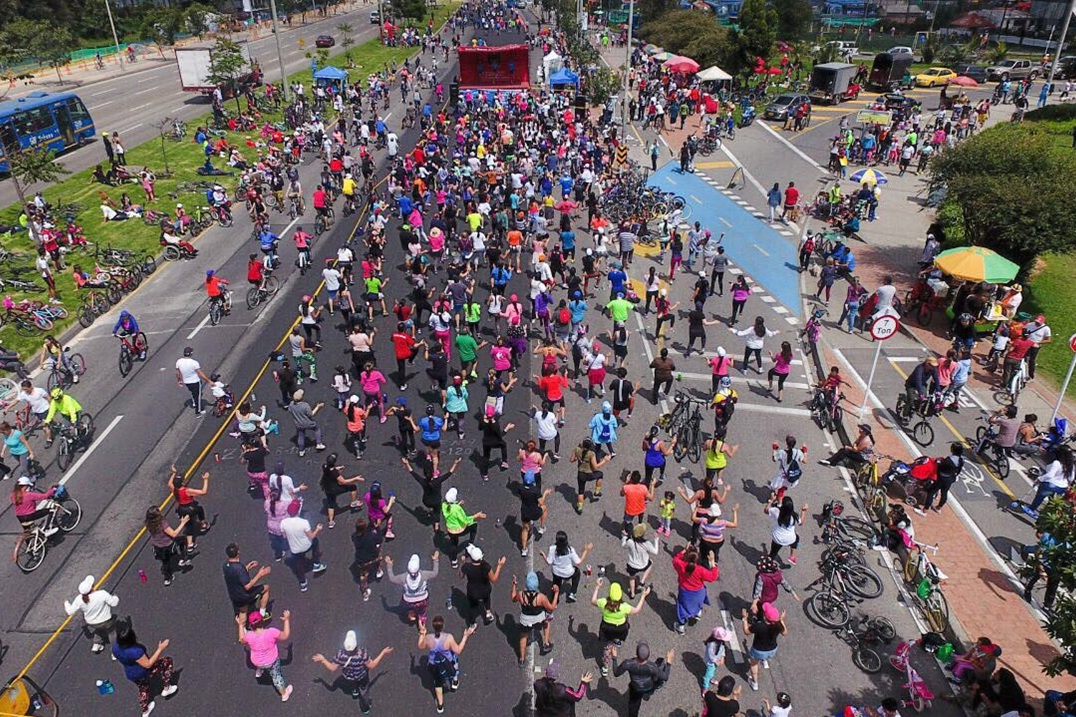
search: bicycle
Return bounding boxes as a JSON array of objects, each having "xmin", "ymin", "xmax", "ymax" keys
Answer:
[
  {"xmin": 166, "ymin": 119, "xmax": 187, "ymax": 141},
  {"xmin": 115, "ymin": 331, "xmax": 148, "ymax": 377},
  {"xmin": 245, "ymin": 272, "xmax": 280, "ymax": 310},
  {"xmin": 837, "ymin": 614, "xmax": 895, "ymax": 673},
  {"xmin": 819, "ymin": 500, "xmax": 878, "ymax": 546},
  {"xmin": 894, "ymin": 392, "xmax": 936, "ymax": 447},
  {"xmin": 997, "ymin": 358, "xmax": 1028, "ymax": 406},
  {"xmin": 902, "ymin": 542, "xmax": 949, "ymax": 634},
  {"xmin": 15, "ymin": 483, "xmax": 82, "ymax": 573},
  {"xmin": 808, "ymin": 384, "xmax": 843, "ymax": 433},
  {"xmin": 890, "ymin": 640, "xmax": 934, "ymax": 712},
  {"xmin": 76, "ymin": 289, "xmax": 111, "ymax": 328},
  {"xmin": 45, "ymin": 349, "xmax": 86, "ymax": 393},
  {"xmin": 208, "ymin": 293, "xmax": 232, "ymax": 326},
  {"xmin": 673, "ymin": 399, "xmax": 705, "ymax": 464},
  {"xmin": 314, "ymin": 207, "xmax": 335, "ymax": 237},
  {"xmin": 54, "ymin": 413, "xmax": 95, "ymax": 472},
  {"xmin": 972, "ymin": 416, "xmax": 1011, "ymax": 480}
]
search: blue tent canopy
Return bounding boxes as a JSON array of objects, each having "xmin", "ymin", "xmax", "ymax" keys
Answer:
[
  {"xmin": 313, "ymin": 66, "xmax": 348, "ymax": 80},
  {"xmin": 549, "ymin": 67, "xmax": 580, "ymax": 88}
]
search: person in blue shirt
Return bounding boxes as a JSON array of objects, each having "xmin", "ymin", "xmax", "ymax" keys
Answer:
[
  {"xmin": 766, "ymin": 182, "xmax": 782, "ymax": 223},
  {"xmin": 607, "ymin": 263, "xmax": 627, "ymax": 300},
  {"xmin": 491, "ymin": 263, "xmax": 512, "ymax": 295},
  {"xmin": 588, "ymin": 401, "xmax": 618, "ymax": 459},
  {"xmin": 417, "ymin": 404, "xmax": 447, "ymax": 475},
  {"xmin": 258, "ymin": 227, "xmax": 280, "ymax": 269},
  {"xmin": 398, "ymin": 194, "xmax": 413, "ymax": 218},
  {"xmin": 568, "ymin": 293, "xmax": 588, "ymax": 328},
  {"xmin": 112, "ymin": 310, "xmax": 147, "ymax": 361},
  {"xmin": 559, "ymin": 173, "xmax": 573, "ymax": 198},
  {"xmin": 540, "ymin": 175, "xmax": 554, "ymax": 197},
  {"xmin": 560, "ymin": 228, "xmax": 576, "ymax": 259}
]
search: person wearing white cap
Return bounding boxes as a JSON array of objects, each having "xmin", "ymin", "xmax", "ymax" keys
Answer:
[
  {"xmin": 441, "ymin": 487, "xmax": 487, "ymax": 568},
  {"xmin": 64, "ymin": 575, "xmax": 120, "ymax": 654},
  {"xmin": 312, "ymin": 631, "xmax": 394, "ymax": 711},
  {"xmin": 385, "ymin": 551, "xmax": 439, "ymax": 625}
]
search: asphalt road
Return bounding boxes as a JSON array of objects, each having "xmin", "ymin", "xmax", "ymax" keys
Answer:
[
  {"xmin": 1, "ymin": 23, "xmax": 979, "ymax": 717},
  {"xmin": 0, "ymin": 1, "xmax": 381, "ymax": 209}
]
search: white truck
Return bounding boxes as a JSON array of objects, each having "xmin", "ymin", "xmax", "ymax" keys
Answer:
[{"xmin": 175, "ymin": 42, "xmax": 260, "ymax": 97}]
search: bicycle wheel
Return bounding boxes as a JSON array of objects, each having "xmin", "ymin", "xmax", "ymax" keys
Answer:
[
  {"xmin": 806, "ymin": 590, "xmax": 850, "ymax": 628},
  {"xmin": 106, "ymin": 283, "xmax": 122, "ymax": 305},
  {"xmin": 69, "ymin": 353, "xmax": 86, "ymax": 377},
  {"xmin": 853, "ymin": 646, "xmax": 882, "ymax": 673},
  {"xmin": 837, "ymin": 517, "xmax": 878, "ymax": 543},
  {"xmin": 991, "ymin": 444, "xmax": 1011, "ymax": 479},
  {"xmin": 673, "ymin": 426, "xmax": 689, "ymax": 461},
  {"xmin": 263, "ymin": 275, "xmax": 279, "ymax": 295},
  {"xmin": 57, "ymin": 438, "xmax": 72, "ymax": 472},
  {"xmin": 32, "ymin": 314, "xmax": 53, "ymax": 331},
  {"xmin": 974, "ymin": 425, "xmax": 987, "ymax": 446},
  {"xmin": 845, "ymin": 564, "xmax": 884, "ymax": 599},
  {"xmin": 77, "ymin": 303, "xmax": 96, "ymax": 328},
  {"xmin": 829, "ymin": 405, "xmax": 844, "ymax": 433},
  {"xmin": 90, "ymin": 292, "xmax": 110, "ymax": 314},
  {"xmin": 209, "ymin": 301, "xmax": 222, "ymax": 326},
  {"xmin": 924, "ymin": 589, "xmax": 949, "ymax": 633},
  {"xmin": 55, "ymin": 498, "xmax": 82, "ymax": 532},
  {"xmin": 141, "ymin": 254, "xmax": 157, "ymax": 275},
  {"xmin": 688, "ymin": 422, "xmax": 703, "ymax": 464},
  {"xmin": 911, "ymin": 421, "xmax": 934, "ymax": 447},
  {"xmin": 315, "ymin": 215, "xmax": 326, "ymax": 236},
  {"xmin": 50, "ymin": 306, "xmax": 69, "ymax": 320},
  {"xmin": 118, "ymin": 346, "xmax": 133, "ymax": 377},
  {"xmin": 245, "ymin": 287, "xmax": 262, "ymax": 310},
  {"xmin": 0, "ymin": 378, "xmax": 17, "ymax": 402},
  {"xmin": 78, "ymin": 413, "xmax": 95, "ymax": 436},
  {"xmin": 16, "ymin": 535, "xmax": 46, "ymax": 573},
  {"xmin": 13, "ymin": 316, "xmax": 38, "ymax": 337},
  {"xmin": 46, "ymin": 370, "xmax": 64, "ymax": 393},
  {"xmin": 871, "ymin": 616, "xmax": 896, "ymax": 642}
]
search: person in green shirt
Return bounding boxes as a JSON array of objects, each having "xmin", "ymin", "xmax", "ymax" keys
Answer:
[
  {"xmin": 364, "ymin": 275, "xmax": 388, "ymax": 320},
  {"xmin": 605, "ymin": 296, "xmax": 634, "ymax": 327},
  {"xmin": 591, "ymin": 578, "xmax": 650, "ymax": 676},
  {"xmin": 453, "ymin": 326, "xmax": 488, "ymax": 379},
  {"xmin": 463, "ymin": 300, "xmax": 482, "ymax": 336},
  {"xmin": 442, "ymin": 487, "xmax": 487, "ymax": 568}
]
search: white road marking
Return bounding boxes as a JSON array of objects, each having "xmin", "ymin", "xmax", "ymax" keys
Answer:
[
  {"xmin": 186, "ymin": 313, "xmax": 211, "ymax": 339},
  {"xmin": 752, "ymin": 243, "xmax": 769, "ymax": 257},
  {"xmin": 773, "ymin": 306, "xmax": 789, "ymax": 314},
  {"xmin": 720, "ymin": 608, "xmax": 744, "ymax": 664},
  {"xmin": 93, "ymin": 101, "xmax": 114, "ymax": 108},
  {"xmin": 719, "ymin": 218, "xmax": 731, "ymax": 227},
  {"xmin": 116, "ymin": 123, "xmax": 143, "ymax": 133},
  {"xmin": 760, "ymin": 295, "xmax": 776, "ymax": 303},
  {"xmin": 676, "ymin": 371, "xmax": 810, "ymax": 391},
  {"xmin": 134, "ymin": 87, "xmax": 157, "ymax": 96},
  {"xmin": 689, "ymin": 194, "xmax": 702, "ymax": 204},
  {"xmin": 59, "ymin": 415, "xmax": 124, "ymax": 485},
  {"xmin": 757, "ymin": 120, "xmax": 826, "ymax": 172}
]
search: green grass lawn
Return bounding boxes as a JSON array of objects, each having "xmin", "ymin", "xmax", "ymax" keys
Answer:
[
  {"xmin": 0, "ymin": 2, "xmax": 459, "ymax": 360},
  {"xmin": 1023, "ymin": 252, "xmax": 1076, "ymax": 401}
]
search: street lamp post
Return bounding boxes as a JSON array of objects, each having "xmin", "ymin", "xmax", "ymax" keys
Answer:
[
  {"xmin": 269, "ymin": 0, "xmax": 291, "ymax": 103},
  {"xmin": 103, "ymin": 0, "xmax": 124, "ymax": 70},
  {"xmin": 1047, "ymin": 0, "xmax": 1076, "ymax": 93},
  {"xmin": 378, "ymin": 0, "xmax": 385, "ymax": 43},
  {"xmin": 620, "ymin": 0, "xmax": 635, "ymax": 139}
]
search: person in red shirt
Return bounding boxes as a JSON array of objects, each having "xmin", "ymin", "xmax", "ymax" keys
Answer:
[
  {"xmin": 312, "ymin": 185, "xmax": 329, "ymax": 222},
  {"xmin": 205, "ymin": 269, "xmax": 231, "ymax": 312},
  {"xmin": 536, "ymin": 368, "xmax": 570, "ymax": 424},
  {"xmin": 620, "ymin": 470, "xmax": 656, "ymax": 533},
  {"xmin": 1003, "ymin": 331, "xmax": 1034, "ymax": 388},
  {"xmin": 391, "ymin": 322, "xmax": 426, "ymax": 390},
  {"xmin": 782, "ymin": 182, "xmax": 800, "ymax": 222},
  {"xmin": 247, "ymin": 254, "xmax": 265, "ymax": 291}
]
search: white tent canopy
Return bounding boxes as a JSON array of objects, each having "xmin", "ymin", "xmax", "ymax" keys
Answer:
[
  {"xmin": 543, "ymin": 50, "xmax": 564, "ymax": 76},
  {"xmin": 697, "ymin": 65, "xmax": 732, "ymax": 81}
]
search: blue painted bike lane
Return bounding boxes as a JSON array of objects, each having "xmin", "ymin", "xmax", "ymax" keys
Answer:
[{"xmin": 648, "ymin": 163, "xmax": 802, "ymax": 316}]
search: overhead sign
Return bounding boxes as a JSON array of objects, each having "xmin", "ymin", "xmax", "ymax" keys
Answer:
[
  {"xmin": 870, "ymin": 314, "xmax": 900, "ymax": 341},
  {"xmin": 856, "ymin": 109, "xmax": 893, "ymax": 126}
]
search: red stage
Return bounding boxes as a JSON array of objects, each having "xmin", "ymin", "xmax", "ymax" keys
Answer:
[{"xmin": 457, "ymin": 44, "xmax": 530, "ymax": 89}]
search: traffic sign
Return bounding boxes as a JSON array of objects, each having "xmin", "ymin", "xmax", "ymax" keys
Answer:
[
  {"xmin": 1069, "ymin": 332, "xmax": 1076, "ymax": 352},
  {"xmin": 614, "ymin": 145, "xmax": 628, "ymax": 167},
  {"xmin": 870, "ymin": 314, "xmax": 900, "ymax": 341}
]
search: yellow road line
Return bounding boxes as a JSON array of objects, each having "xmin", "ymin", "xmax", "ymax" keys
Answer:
[
  {"xmin": 888, "ymin": 360, "xmax": 1015, "ymax": 499},
  {"xmin": 694, "ymin": 160, "xmax": 734, "ymax": 169},
  {"xmin": 12, "ymin": 176, "xmax": 387, "ymax": 685}
]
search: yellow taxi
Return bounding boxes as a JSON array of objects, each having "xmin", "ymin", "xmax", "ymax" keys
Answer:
[{"xmin": 914, "ymin": 67, "xmax": 957, "ymax": 87}]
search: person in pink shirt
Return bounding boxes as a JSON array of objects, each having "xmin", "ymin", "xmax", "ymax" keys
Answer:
[
  {"xmin": 708, "ymin": 347, "xmax": 733, "ymax": 394},
  {"xmin": 672, "ymin": 547, "xmax": 719, "ymax": 634},
  {"xmin": 236, "ymin": 610, "xmax": 292, "ymax": 701},
  {"xmin": 359, "ymin": 362, "xmax": 388, "ymax": 424},
  {"xmin": 500, "ymin": 293, "xmax": 524, "ymax": 325},
  {"xmin": 767, "ymin": 342, "xmax": 794, "ymax": 403},
  {"xmin": 490, "ymin": 338, "xmax": 514, "ymax": 376}
]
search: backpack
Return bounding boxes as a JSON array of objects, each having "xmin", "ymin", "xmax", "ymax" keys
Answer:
[
  {"xmin": 557, "ymin": 307, "xmax": 571, "ymax": 325},
  {"xmin": 784, "ymin": 451, "xmax": 803, "ymax": 483},
  {"xmin": 803, "ymin": 236, "xmax": 816, "ymax": 253}
]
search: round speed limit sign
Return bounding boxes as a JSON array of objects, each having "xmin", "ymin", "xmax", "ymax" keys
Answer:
[{"xmin": 870, "ymin": 314, "xmax": 901, "ymax": 341}]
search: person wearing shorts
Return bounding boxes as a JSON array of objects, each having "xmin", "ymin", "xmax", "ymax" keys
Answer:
[{"xmin": 569, "ymin": 439, "xmax": 609, "ymax": 514}]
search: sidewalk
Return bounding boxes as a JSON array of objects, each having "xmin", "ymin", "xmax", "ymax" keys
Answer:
[{"xmin": 602, "ymin": 41, "xmax": 1076, "ymax": 703}]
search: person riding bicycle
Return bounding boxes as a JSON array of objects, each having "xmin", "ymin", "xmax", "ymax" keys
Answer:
[
  {"xmin": 247, "ymin": 254, "xmax": 268, "ymax": 292},
  {"xmin": 11, "ymin": 476, "xmax": 58, "ymax": 541},
  {"xmin": 112, "ymin": 310, "xmax": 147, "ymax": 361},
  {"xmin": 209, "ymin": 184, "xmax": 232, "ymax": 221},
  {"xmin": 293, "ymin": 227, "xmax": 313, "ymax": 269},
  {"xmin": 286, "ymin": 178, "xmax": 305, "ymax": 215},
  {"xmin": 902, "ymin": 356, "xmax": 939, "ymax": 418},
  {"xmin": 257, "ymin": 225, "xmax": 280, "ymax": 270},
  {"xmin": 312, "ymin": 184, "xmax": 330, "ymax": 224},
  {"xmin": 205, "ymin": 270, "xmax": 232, "ymax": 313},
  {"xmin": 341, "ymin": 173, "xmax": 358, "ymax": 211},
  {"xmin": 46, "ymin": 387, "xmax": 83, "ymax": 437},
  {"xmin": 39, "ymin": 335, "xmax": 77, "ymax": 385}
]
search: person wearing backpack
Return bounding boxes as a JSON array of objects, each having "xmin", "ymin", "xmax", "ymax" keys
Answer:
[
  {"xmin": 798, "ymin": 230, "xmax": 816, "ymax": 273},
  {"xmin": 919, "ymin": 442, "xmax": 965, "ymax": 514},
  {"xmin": 770, "ymin": 435, "xmax": 805, "ymax": 502}
]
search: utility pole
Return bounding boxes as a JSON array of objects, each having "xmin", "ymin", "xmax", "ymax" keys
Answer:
[
  {"xmin": 620, "ymin": 0, "xmax": 634, "ymax": 138},
  {"xmin": 378, "ymin": 0, "xmax": 385, "ymax": 43},
  {"xmin": 1047, "ymin": 0, "xmax": 1076, "ymax": 92},
  {"xmin": 269, "ymin": 0, "xmax": 290, "ymax": 102},
  {"xmin": 103, "ymin": 0, "xmax": 124, "ymax": 70}
]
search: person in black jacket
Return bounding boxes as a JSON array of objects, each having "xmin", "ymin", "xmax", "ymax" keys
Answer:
[
  {"xmin": 533, "ymin": 660, "xmax": 592, "ymax": 716},
  {"xmin": 919, "ymin": 442, "xmax": 965, "ymax": 514},
  {"xmin": 903, "ymin": 356, "xmax": 939, "ymax": 415},
  {"xmin": 611, "ymin": 642, "xmax": 673, "ymax": 717}
]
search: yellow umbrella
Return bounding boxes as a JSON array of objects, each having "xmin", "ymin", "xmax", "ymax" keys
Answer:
[{"xmin": 934, "ymin": 246, "xmax": 1020, "ymax": 283}]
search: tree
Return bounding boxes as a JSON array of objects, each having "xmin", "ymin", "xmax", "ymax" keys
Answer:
[
  {"xmin": 735, "ymin": 0, "xmax": 777, "ymax": 73},
  {"xmin": 583, "ymin": 66, "xmax": 621, "ymax": 106},
  {"xmin": 0, "ymin": 18, "xmax": 73, "ymax": 86},
  {"xmin": 206, "ymin": 37, "xmax": 249, "ymax": 113},
  {"xmin": 391, "ymin": 0, "xmax": 427, "ymax": 21},
  {"xmin": 772, "ymin": 0, "xmax": 812, "ymax": 40},
  {"xmin": 991, "ymin": 40, "xmax": 1010, "ymax": 63},
  {"xmin": 337, "ymin": 22, "xmax": 355, "ymax": 65},
  {"xmin": 1030, "ymin": 495, "xmax": 1076, "ymax": 677},
  {"xmin": 0, "ymin": 144, "xmax": 70, "ymax": 247},
  {"xmin": 930, "ymin": 123, "xmax": 1076, "ymax": 265},
  {"xmin": 185, "ymin": 3, "xmax": 215, "ymax": 40},
  {"xmin": 140, "ymin": 7, "xmax": 184, "ymax": 55},
  {"xmin": 642, "ymin": 10, "xmax": 738, "ymax": 71}
]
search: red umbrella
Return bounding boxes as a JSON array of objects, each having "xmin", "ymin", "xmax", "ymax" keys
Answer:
[
  {"xmin": 950, "ymin": 75, "xmax": 980, "ymax": 88},
  {"xmin": 768, "ymin": 67, "xmax": 784, "ymax": 75},
  {"xmin": 663, "ymin": 55, "xmax": 700, "ymax": 74}
]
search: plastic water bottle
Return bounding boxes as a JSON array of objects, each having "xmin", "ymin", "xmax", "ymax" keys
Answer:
[
  {"xmin": 96, "ymin": 680, "xmax": 114, "ymax": 696},
  {"xmin": 138, "ymin": 569, "xmax": 147, "ymax": 584},
  {"xmin": 446, "ymin": 594, "xmax": 453, "ymax": 610}
]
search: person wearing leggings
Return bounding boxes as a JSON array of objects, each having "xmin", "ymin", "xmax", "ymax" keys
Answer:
[
  {"xmin": 731, "ymin": 316, "xmax": 778, "ymax": 375},
  {"xmin": 544, "ymin": 530, "xmax": 591, "ymax": 601},
  {"xmin": 442, "ymin": 487, "xmax": 485, "ymax": 568},
  {"xmin": 479, "ymin": 406, "xmax": 513, "ymax": 480}
]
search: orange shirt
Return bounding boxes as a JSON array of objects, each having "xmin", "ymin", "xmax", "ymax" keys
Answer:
[
  {"xmin": 623, "ymin": 483, "xmax": 648, "ymax": 517},
  {"xmin": 507, "ymin": 229, "xmax": 523, "ymax": 247}
]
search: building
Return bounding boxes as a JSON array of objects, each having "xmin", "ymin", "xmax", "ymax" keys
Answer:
[
  {"xmin": 878, "ymin": 0, "xmax": 927, "ymax": 25},
  {"xmin": 1030, "ymin": 0, "xmax": 1071, "ymax": 31}
]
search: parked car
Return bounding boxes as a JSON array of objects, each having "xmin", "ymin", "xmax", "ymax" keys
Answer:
[
  {"xmin": 1054, "ymin": 55, "xmax": 1076, "ymax": 79},
  {"xmin": 369, "ymin": 10, "xmax": 380, "ymax": 23},
  {"xmin": 764, "ymin": 92, "xmax": 811, "ymax": 120},
  {"xmin": 952, "ymin": 64, "xmax": 988, "ymax": 83},
  {"xmin": 824, "ymin": 40, "xmax": 859, "ymax": 59},
  {"xmin": 887, "ymin": 46, "xmax": 914, "ymax": 56},
  {"xmin": 315, "ymin": 35, "xmax": 335, "ymax": 48},
  {"xmin": 985, "ymin": 59, "xmax": 1038, "ymax": 82},
  {"xmin": 914, "ymin": 67, "xmax": 957, "ymax": 87}
]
